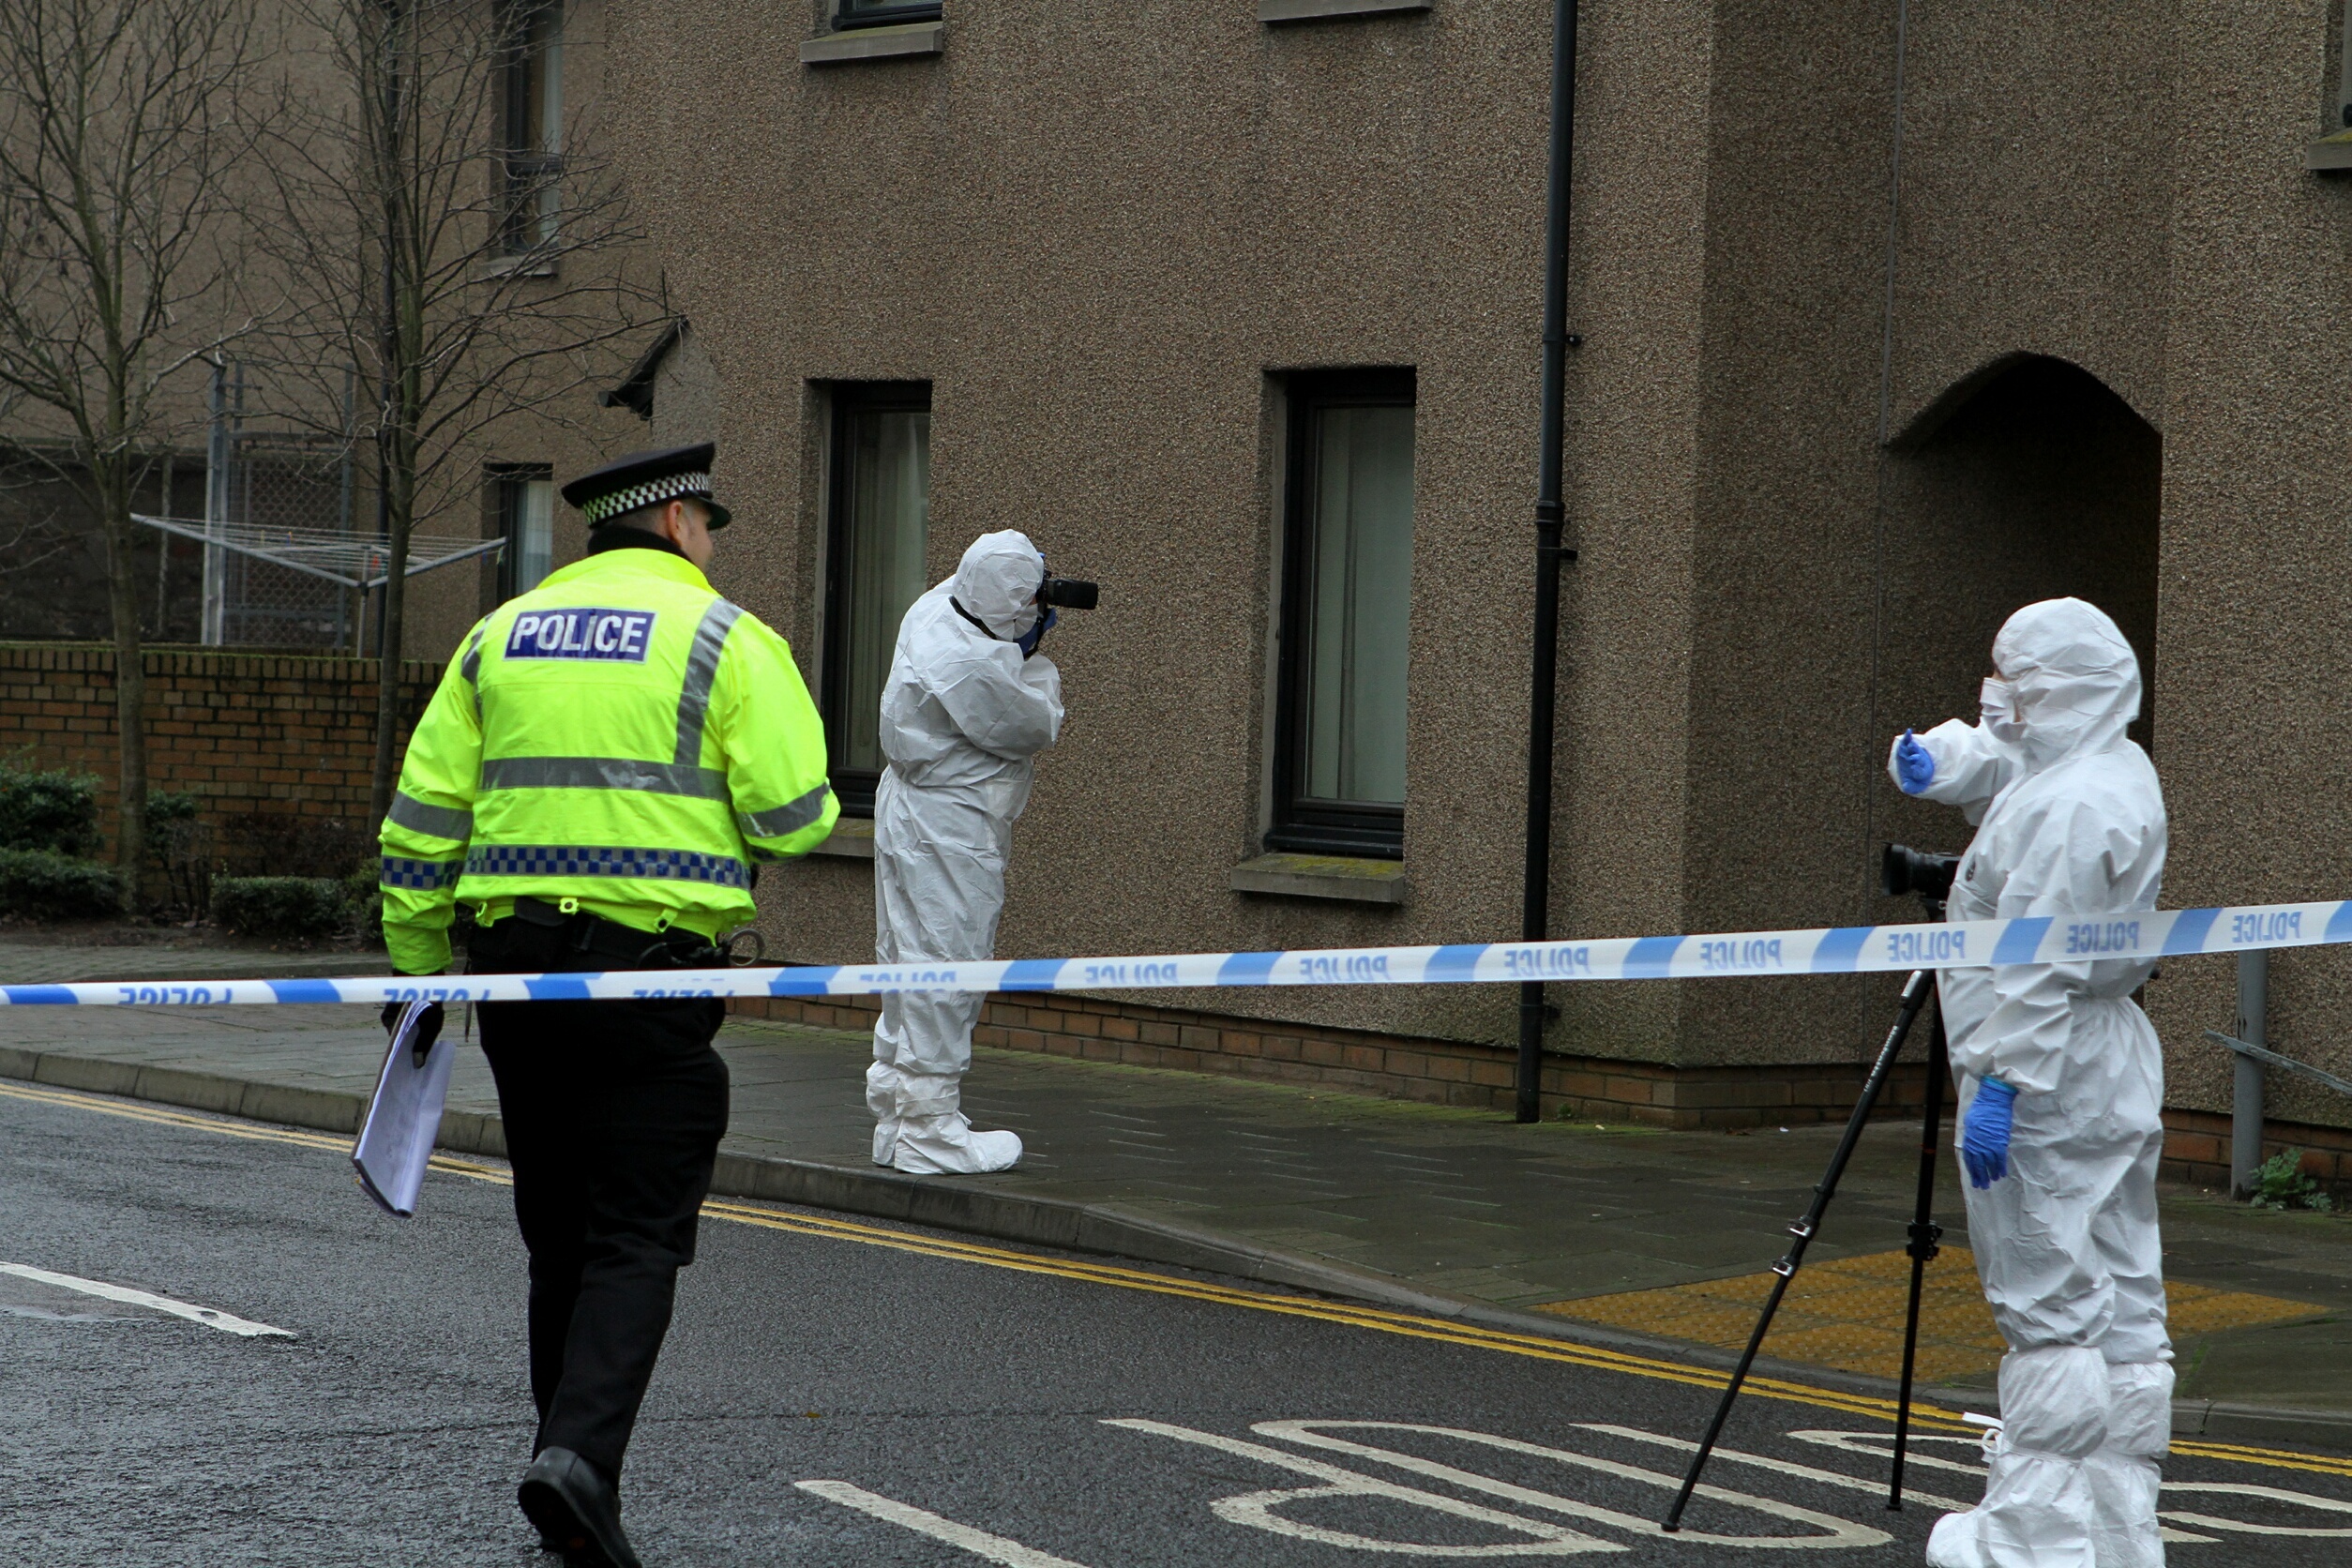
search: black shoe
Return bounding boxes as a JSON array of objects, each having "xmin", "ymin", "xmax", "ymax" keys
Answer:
[{"xmin": 518, "ymin": 1447, "xmax": 642, "ymax": 1568}]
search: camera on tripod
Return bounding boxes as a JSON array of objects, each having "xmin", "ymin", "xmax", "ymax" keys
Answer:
[
  {"xmin": 1882, "ymin": 842, "xmax": 1960, "ymax": 903},
  {"xmin": 1040, "ymin": 576, "xmax": 1098, "ymax": 610}
]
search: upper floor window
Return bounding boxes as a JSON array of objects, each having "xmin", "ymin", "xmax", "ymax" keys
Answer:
[
  {"xmin": 1267, "ymin": 369, "xmax": 1417, "ymax": 859},
  {"xmin": 835, "ymin": 0, "xmax": 943, "ymax": 29},
  {"xmin": 822, "ymin": 383, "xmax": 932, "ymax": 815},
  {"xmin": 494, "ymin": 468, "xmax": 555, "ymax": 600},
  {"xmin": 498, "ymin": 1, "xmax": 564, "ymax": 254}
]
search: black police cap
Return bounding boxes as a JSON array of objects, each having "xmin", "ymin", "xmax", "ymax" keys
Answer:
[{"xmin": 560, "ymin": 442, "xmax": 732, "ymax": 530}]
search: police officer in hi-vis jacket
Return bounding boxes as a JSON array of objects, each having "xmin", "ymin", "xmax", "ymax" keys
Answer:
[{"xmin": 379, "ymin": 444, "xmax": 836, "ymax": 1567}]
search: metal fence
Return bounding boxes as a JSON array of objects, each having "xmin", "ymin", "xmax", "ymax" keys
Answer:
[{"xmin": 203, "ymin": 362, "xmax": 358, "ymax": 652}]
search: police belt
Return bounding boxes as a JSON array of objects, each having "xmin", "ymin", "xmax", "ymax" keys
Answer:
[{"xmin": 500, "ymin": 897, "xmax": 722, "ymax": 969}]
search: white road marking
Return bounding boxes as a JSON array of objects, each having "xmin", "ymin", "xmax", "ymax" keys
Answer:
[
  {"xmin": 1786, "ymin": 1430, "xmax": 2223, "ymax": 1545},
  {"xmin": 0, "ymin": 1262, "xmax": 292, "ymax": 1337},
  {"xmin": 1107, "ymin": 1419, "xmax": 1621, "ymax": 1556},
  {"xmin": 1571, "ymin": 1423, "xmax": 1974, "ymax": 1513},
  {"xmin": 793, "ymin": 1481, "xmax": 1096, "ymax": 1567},
  {"xmin": 1255, "ymin": 1421, "xmax": 1892, "ymax": 1551},
  {"xmin": 2159, "ymin": 1483, "xmax": 2352, "ymax": 1538},
  {"xmin": 1785, "ymin": 1430, "xmax": 1984, "ymax": 1479}
]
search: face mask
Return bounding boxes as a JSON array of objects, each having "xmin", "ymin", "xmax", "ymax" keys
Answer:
[{"xmin": 1981, "ymin": 677, "xmax": 2025, "ymax": 744}]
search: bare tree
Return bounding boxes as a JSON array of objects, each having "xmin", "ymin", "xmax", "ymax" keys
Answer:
[
  {"xmin": 0, "ymin": 0, "xmax": 263, "ymax": 889},
  {"xmin": 254, "ymin": 0, "xmax": 654, "ymax": 828}
]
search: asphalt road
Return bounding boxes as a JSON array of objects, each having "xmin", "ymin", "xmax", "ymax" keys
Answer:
[{"xmin": 4, "ymin": 1078, "xmax": 2350, "ymax": 1566}]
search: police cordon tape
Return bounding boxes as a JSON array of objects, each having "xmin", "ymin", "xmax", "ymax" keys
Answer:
[{"xmin": 0, "ymin": 899, "xmax": 2337, "ymax": 1008}]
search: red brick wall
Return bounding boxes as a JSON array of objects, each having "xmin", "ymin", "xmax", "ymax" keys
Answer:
[
  {"xmin": 0, "ymin": 643, "xmax": 441, "ymax": 861},
  {"xmin": 2159, "ymin": 1108, "xmax": 2352, "ymax": 1194}
]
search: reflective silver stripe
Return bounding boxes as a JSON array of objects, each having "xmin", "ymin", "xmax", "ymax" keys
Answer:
[
  {"xmin": 737, "ymin": 783, "xmax": 834, "ymax": 841},
  {"xmin": 480, "ymin": 756, "xmax": 730, "ymax": 799},
  {"xmin": 460, "ymin": 626, "xmax": 488, "ymax": 719},
  {"xmin": 673, "ymin": 599, "xmax": 744, "ymax": 765},
  {"xmin": 386, "ymin": 791, "xmax": 473, "ymax": 841}
]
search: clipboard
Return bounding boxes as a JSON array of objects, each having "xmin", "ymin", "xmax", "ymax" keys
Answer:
[{"xmin": 352, "ymin": 1000, "xmax": 455, "ymax": 1217}]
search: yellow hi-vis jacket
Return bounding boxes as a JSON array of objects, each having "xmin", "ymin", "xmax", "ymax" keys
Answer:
[{"xmin": 378, "ymin": 545, "xmax": 838, "ymax": 974}]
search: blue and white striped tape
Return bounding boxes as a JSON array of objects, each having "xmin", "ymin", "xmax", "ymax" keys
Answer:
[{"xmin": 0, "ymin": 900, "xmax": 2335, "ymax": 1008}]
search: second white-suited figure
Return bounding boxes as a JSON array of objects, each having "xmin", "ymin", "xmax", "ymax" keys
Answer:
[
  {"xmin": 1892, "ymin": 597, "xmax": 2170, "ymax": 1568},
  {"xmin": 867, "ymin": 530, "xmax": 1065, "ymax": 1175}
]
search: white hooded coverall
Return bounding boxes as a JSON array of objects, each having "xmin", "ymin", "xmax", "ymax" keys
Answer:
[
  {"xmin": 1893, "ymin": 598, "xmax": 2171, "ymax": 1568},
  {"xmin": 867, "ymin": 531, "xmax": 1063, "ymax": 1176}
]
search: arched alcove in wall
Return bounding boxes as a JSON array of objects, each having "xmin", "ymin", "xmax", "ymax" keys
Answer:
[{"xmin": 1875, "ymin": 354, "xmax": 2162, "ymax": 757}]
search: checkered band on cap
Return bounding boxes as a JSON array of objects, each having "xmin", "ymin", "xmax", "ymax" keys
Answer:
[{"xmin": 580, "ymin": 471, "xmax": 713, "ymax": 525}]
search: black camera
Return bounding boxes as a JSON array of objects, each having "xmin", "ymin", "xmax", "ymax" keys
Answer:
[
  {"xmin": 1040, "ymin": 576, "xmax": 1098, "ymax": 611},
  {"xmin": 1882, "ymin": 842, "xmax": 1960, "ymax": 902}
]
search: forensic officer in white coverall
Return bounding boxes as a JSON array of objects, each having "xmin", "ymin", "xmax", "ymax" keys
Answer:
[
  {"xmin": 1889, "ymin": 597, "xmax": 2170, "ymax": 1568},
  {"xmin": 867, "ymin": 531, "xmax": 1064, "ymax": 1175}
]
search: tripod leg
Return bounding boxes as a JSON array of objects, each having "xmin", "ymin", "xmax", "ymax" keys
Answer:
[
  {"xmin": 1889, "ymin": 986, "xmax": 1949, "ymax": 1510},
  {"xmin": 1661, "ymin": 969, "xmax": 1933, "ymax": 1532}
]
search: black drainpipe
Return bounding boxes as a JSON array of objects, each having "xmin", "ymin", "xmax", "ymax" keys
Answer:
[{"xmin": 1516, "ymin": 0, "xmax": 1582, "ymax": 1123}]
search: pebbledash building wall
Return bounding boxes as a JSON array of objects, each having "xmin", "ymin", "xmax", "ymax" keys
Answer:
[{"xmin": 586, "ymin": 1, "xmax": 2352, "ymax": 1166}]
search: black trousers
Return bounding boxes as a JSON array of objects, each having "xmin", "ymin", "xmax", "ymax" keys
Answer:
[{"xmin": 470, "ymin": 920, "xmax": 730, "ymax": 1482}]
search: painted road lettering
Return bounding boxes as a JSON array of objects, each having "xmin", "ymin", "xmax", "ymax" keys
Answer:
[{"xmin": 807, "ymin": 1420, "xmax": 2352, "ymax": 1557}]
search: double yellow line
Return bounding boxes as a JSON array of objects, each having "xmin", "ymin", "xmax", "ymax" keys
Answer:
[{"xmin": 7, "ymin": 1077, "xmax": 2348, "ymax": 1480}]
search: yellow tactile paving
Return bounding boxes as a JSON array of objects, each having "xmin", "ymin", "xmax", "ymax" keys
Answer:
[{"xmin": 1535, "ymin": 1247, "xmax": 2326, "ymax": 1383}]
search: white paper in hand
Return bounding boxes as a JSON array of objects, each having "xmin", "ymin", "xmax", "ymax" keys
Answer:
[{"xmin": 352, "ymin": 1000, "xmax": 455, "ymax": 1217}]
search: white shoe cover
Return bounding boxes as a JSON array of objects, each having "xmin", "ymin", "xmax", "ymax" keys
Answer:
[
  {"xmin": 1922, "ymin": 1412, "xmax": 2100, "ymax": 1568},
  {"xmin": 2085, "ymin": 1452, "xmax": 2164, "ymax": 1568},
  {"xmin": 865, "ymin": 1061, "xmax": 902, "ymax": 1166},
  {"xmin": 890, "ymin": 1113, "xmax": 1023, "ymax": 1175},
  {"xmin": 1926, "ymin": 1507, "xmax": 1983, "ymax": 1568},
  {"xmin": 2085, "ymin": 1361, "xmax": 2172, "ymax": 1568}
]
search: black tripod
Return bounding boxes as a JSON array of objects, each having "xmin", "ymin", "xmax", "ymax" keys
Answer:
[{"xmin": 1662, "ymin": 848, "xmax": 1957, "ymax": 1531}]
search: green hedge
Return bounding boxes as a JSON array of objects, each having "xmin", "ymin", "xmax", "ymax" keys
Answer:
[
  {"xmin": 0, "ymin": 763, "xmax": 100, "ymax": 857},
  {"xmin": 210, "ymin": 877, "xmax": 350, "ymax": 938},
  {"xmin": 0, "ymin": 848, "xmax": 123, "ymax": 920}
]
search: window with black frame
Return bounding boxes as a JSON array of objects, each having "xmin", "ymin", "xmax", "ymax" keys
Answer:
[
  {"xmin": 1268, "ymin": 369, "xmax": 1417, "ymax": 859},
  {"xmin": 822, "ymin": 383, "xmax": 933, "ymax": 816},
  {"xmin": 491, "ymin": 466, "xmax": 556, "ymax": 602},
  {"xmin": 835, "ymin": 0, "xmax": 942, "ymax": 29},
  {"xmin": 497, "ymin": 1, "xmax": 563, "ymax": 255}
]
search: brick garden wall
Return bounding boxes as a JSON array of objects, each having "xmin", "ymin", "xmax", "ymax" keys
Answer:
[{"xmin": 0, "ymin": 642, "xmax": 441, "ymax": 872}]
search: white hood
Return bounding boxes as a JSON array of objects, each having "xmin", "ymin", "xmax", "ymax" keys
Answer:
[
  {"xmin": 1992, "ymin": 597, "xmax": 2141, "ymax": 773},
  {"xmin": 951, "ymin": 530, "xmax": 1043, "ymax": 641}
]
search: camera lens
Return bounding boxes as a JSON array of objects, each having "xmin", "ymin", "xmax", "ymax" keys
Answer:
[
  {"xmin": 1041, "ymin": 577, "xmax": 1099, "ymax": 611},
  {"xmin": 1881, "ymin": 843, "xmax": 1960, "ymax": 901}
]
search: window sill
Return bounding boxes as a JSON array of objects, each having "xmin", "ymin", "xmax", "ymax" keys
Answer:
[
  {"xmin": 1229, "ymin": 852, "xmax": 1406, "ymax": 905},
  {"xmin": 1259, "ymin": 0, "xmax": 1430, "ymax": 22},
  {"xmin": 479, "ymin": 254, "xmax": 557, "ymax": 280},
  {"xmin": 802, "ymin": 20, "xmax": 943, "ymax": 64},
  {"xmin": 805, "ymin": 818, "xmax": 875, "ymax": 860},
  {"xmin": 2308, "ymin": 130, "xmax": 2352, "ymax": 173}
]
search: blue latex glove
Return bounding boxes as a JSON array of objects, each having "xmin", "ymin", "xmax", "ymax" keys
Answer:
[
  {"xmin": 1017, "ymin": 606, "xmax": 1056, "ymax": 657},
  {"xmin": 1960, "ymin": 1078, "xmax": 2016, "ymax": 1189},
  {"xmin": 1895, "ymin": 729, "xmax": 1936, "ymax": 795}
]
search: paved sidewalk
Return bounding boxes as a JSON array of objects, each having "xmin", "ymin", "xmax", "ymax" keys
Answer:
[{"xmin": 4, "ymin": 957, "xmax": 2349, "ymax": 1442}]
